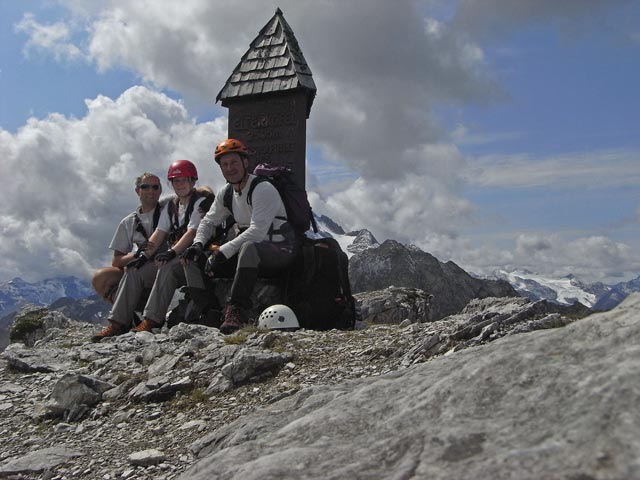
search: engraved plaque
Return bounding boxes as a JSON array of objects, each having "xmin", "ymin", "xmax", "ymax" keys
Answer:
[{"xmin": 227, "ymin": 91, "xmax": 309, "ymax": 189}]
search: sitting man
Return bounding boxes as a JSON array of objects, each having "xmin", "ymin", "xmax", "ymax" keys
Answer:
[
  {"xmin": 91, "ymin": 172, "xmax": 167, "ymax": 342},
  {"xmin": 182, "ymin": 139, "xmax": 297, "ymax": 334}
]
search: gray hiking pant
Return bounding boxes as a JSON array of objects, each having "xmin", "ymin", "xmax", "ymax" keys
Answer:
[
  {"xmin": 108, "ymin": 261, "xmax": 158, "ymax": 327},
  {"xmin": 143, "ymin": 258, "xmax": 205, "ymax": 326},
  {"xmin": 219, "ymin": 237, "xmax": 297, "ymax": 309}
]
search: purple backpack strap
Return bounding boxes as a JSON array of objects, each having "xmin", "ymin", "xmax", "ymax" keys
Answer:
[{"xmin": 253, "ymin": 163, "xmax": 291, "ymax": 176}]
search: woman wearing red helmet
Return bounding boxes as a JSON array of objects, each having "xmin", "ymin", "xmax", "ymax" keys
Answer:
[{"xmin": 130, "ymin": 159, "xmax": 215, "ymax": 333}]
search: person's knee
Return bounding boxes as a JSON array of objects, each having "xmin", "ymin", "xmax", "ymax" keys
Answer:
[{"xmin": 92, "ymin": 267, "xmax": 122, "ymax": 301}]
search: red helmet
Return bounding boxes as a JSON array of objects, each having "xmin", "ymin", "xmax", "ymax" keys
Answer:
[
  {"xmin": 214, "ymin": 139, "xmax": 248, "ymax": 164},
  {"xmin": 167, "ymin": 160, "xmax": 198, "ymax": 180}
]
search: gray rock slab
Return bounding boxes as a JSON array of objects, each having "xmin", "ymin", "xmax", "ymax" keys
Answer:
[
  {"xmin": 184, "ymin": 294, "xmax": 640, "ymax": 480},
  {"xmin": 48, "ymin": 374, "xmax": 102, "ymax": 416},
  {"xmin": 355, "ymin": 286, "xmax": 433, "ymax": 324},
  {"xmin": 220, "ymin": 349, "xmax": 293, "ymax": 384},
  {"xmin": 128, "ymin": 448, "xmax": 165, "ymax": 466},
  {"xmin": 0, "ymin": 447, "xmax": 82, "ymax": 475},
  {"xmin": 1, "ymin": 343, "xmax": 72, "ymax": 372}
]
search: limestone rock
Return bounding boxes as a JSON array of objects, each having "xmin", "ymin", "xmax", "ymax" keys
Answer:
[
  {"xmin": 183, "ymin": 294, "xmax": 640, "ymax": 480},
  {"xmin": 128, "ymin": 448, "xmax": 166, "ymax": 467},
  {"xmin": 0, "ymin": 447, "xmax": 82, "ymax": 475},
  {"xmin": 355, "ymin": 286, "xmax": 433, "ymax": 324},
  {"xmin": 345, "ymin": 229, "xmax": 379, "ymax": 255},
  {"xmin": 8, "ymin": 305, "xmax": 49, "ymax": 346},
  {"xmin": 45, "ymin": 374, "xmax": 107, "ymax": 420},
  {"xmin": 2, "ymin": 342, "xmax": 72, "ymax": 372},
  {"xmin": 0, "ymin": 293, "xmax": 625, "ymax": 480},
  {"xmin": 349, "ymin": 240, "xmax": 518, "ymax": 319}
]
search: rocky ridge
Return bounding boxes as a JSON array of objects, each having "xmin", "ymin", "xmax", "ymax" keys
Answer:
[
  {"xmin": 0, "ymin": 289, "xmax": 599, "ymax": 480},
  {"xmin": 350, "ymin": 240, "xmax": 518, "ymax": 319}
]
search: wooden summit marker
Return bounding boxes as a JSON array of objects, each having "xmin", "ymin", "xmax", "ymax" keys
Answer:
[{"xmin": 216, "ymin": 8, "xmax": 316, "ymax": 189}]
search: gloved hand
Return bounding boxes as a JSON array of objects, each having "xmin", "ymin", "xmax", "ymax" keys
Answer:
[
  {"xmin": 155, "ymin": 249, "xmax": 176, "ymax": 264},
  {"xmin": 134, "ymin": 241, "xmax": 149, "ymax": 258},
  {"xmin": 204, "ymin": 251, "xmax": 228, "ymax": 277},
  {"xmin": 127, "ymin": 253, "xmax": 149, "ymax": 270},
  {"xmin": 181, "ymin": 242, "xmax": 204, "ymax": 262}
]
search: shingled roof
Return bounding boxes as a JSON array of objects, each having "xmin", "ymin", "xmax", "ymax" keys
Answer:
[{"xmin": 216, "ymin": 8, "xmax": 317, "ymax": 116}]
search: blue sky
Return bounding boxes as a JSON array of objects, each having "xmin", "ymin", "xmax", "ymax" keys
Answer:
[{"xmin": 0, "ymin": 0, "xmax": 639, "ymax": 284}]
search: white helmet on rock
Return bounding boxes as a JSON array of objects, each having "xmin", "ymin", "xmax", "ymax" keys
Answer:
[{"xmin": 258, "ymin": 304, "xmax": 299, "ymax": 330}]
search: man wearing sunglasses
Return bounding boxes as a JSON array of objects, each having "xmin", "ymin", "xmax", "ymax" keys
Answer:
[{"xmin": 91, "ymin": 172, "xmax": 167, "ymax": 342}]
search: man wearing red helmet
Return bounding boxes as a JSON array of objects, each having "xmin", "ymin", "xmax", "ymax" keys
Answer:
[{"xmin": 182, "ymin": 139, "xmax": 297, "ymax": 334}]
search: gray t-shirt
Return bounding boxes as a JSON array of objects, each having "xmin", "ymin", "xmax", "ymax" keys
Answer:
[{"xmin": 109, "ymin": 207, "xmax": 160, "ymax": 254}]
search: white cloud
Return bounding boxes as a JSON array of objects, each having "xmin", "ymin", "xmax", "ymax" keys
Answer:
[
  {"xmin": 309, "ymin": 142, "xmax": 474, "ymax": 248},
  {"xmin": 15, "ymin": 13, "xmax": 84, "ymax": 62},
  {"xmin": 455, "ymin": 233, "xmax": 640, "ymax": 283},
  {"xmin": 466, "ymin": 149, "xmax": 640, "ymax": 189},
  {"xmin": 18, "ymin": 0, "xmax": 500, "ymax": 182},
  {"xmin": 0, "ymin": 86, "xmax": 227, "ymax": 282}
]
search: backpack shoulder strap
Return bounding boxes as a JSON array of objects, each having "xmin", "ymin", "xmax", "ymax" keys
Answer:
[
  {"xmin": 152, "ymin": 204, "xmax": 161, "ymax": 231},
  {"xmin": 133, "ymin": 203, "xmax": 162, "ymax": 239},
  {"xmin": 223, "ymin": 183, "xmax": 234, "ymax": 213},
  {"xmin": 133, "ymin": 211, "xmax": 149, "ymax": 240},
  {"xmin": 246, "ymin": 176, "xmax": 270, "ymax": 207},
  {"xmin": 168, "ymin": 196, "xmax": 179, "ymax": 228},
  {"xmin": 183, "ymin": 190, "xmax": 199, "ymax": 226}
]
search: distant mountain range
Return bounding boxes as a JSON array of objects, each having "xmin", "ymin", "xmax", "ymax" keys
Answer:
[
  {"xmin": 0, "ymin": 276, "xmax": 94, "ymax": 318},
  {"xmin": 0, "ymin": 276, "xmax": 106, "ymax": 351},
  {"xmin": 486, "ymin": 269, "xmax": 640, "ymax": 310},
  {"xmin": 312, "ymin": 215, "xmax": 640, "ymax": 310}
]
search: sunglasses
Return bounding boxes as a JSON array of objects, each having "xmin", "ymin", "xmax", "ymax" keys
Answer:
[{"xmin": 139, "ymin": 184, "xmax": 160, "ymax": 190}]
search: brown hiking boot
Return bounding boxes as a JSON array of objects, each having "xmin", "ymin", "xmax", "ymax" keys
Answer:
[
  {"xmin": 91, "ymin": 322, "xmax": 126, "ymax": 343},
  {"xmin": 131, "ymin": 318, "xmax": 160, "ymax": 333},
  {"xmin": 219, "ymin": 304, "xmax": 250, "ymax": 334}
]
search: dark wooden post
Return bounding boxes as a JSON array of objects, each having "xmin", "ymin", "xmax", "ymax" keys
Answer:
[{"xmin": 216, "ymin": 8, "xmax": 316, "ymax": 189}]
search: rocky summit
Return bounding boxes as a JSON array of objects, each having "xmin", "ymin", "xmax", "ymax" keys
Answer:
[{"xmin": 0, "ymin": 292, "xmax": 637, "ymax": 480}]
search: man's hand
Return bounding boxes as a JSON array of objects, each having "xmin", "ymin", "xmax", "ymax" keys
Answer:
[
  {"xmin": 204, "ymin": 251, "xmax": 228, "ymax": 277},
  {"xmin": 155, "ymin": 249, "xmax": 176, "ymax": 265},
  {"xmin": 180, "ymin": 242, "xmax": 204, "ymax": 264},
  {"xmin": 126, "ymin": 253, "xmax": 148, "ymax": 270}
]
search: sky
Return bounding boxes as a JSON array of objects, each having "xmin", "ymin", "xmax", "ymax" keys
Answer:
[{"xmin": 1, "ymin": 0, "xmax": 639, "ymax": 285}]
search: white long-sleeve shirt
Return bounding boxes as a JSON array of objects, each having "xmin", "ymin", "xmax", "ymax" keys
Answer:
[{"xmin": 194, "ymin": 175, "xmax": 287, "ymax": 258}]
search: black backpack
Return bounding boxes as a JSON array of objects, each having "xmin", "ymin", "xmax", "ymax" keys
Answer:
[
  {"xmin": 285, "ymin": 237, "xmax": 356, "ymax": 330},
  {"xmin": 223, "ymin": 164, "xmax": 318, "ymax": 237}
]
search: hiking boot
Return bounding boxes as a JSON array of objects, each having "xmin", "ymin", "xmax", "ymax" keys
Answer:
[
  {"xmin": 131, "ymin": 318, "xmax": 160, "ymax": 333},
  {"xmin": 219, "ymin": 304, "xmax": 250, "ymax": 334},
  {"xmin": 91, "ymin": 322, "xmax": 126, "ymax": 343}
]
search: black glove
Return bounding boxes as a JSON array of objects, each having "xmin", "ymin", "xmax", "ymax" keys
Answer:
[
  {"xmin": 181, "ymin": 242, "xmax": 204, "ymax": 262},
  {"xmin": 134, "ymin": 241, "xmax": 149, "ymax": 258},
  {"xmin": 127, "ymin": 253, "xmax": 149, "ymax": 269},
  {"xmin": 155, "ymin": 249, "xmax": 177, "ymax": 263},
  {"xmin": 204, "ymin": 251, "xmax": 228, "ymax": 276}
]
